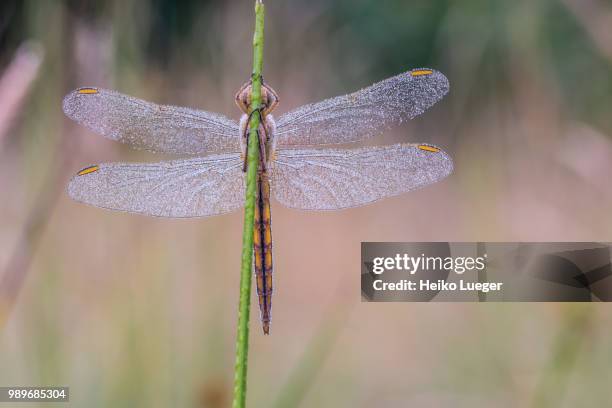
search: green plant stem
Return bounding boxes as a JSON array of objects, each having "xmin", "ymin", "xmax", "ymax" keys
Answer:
[{"xmin": 233, "ymin": 1, "xmax": 265, "ymax": 407}]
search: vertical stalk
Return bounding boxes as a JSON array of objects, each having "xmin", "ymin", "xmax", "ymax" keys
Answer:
[{"xmin": 233, "ymin": 1, "xmax": 265, "ymax": 407}]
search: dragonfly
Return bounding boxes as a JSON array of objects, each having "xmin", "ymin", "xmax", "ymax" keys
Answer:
[{"xmin": 63, "ymin": 68, "xmax": 453, "ymax": 334}]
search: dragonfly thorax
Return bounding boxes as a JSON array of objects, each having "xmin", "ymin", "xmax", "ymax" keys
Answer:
[
  {"xmin": 238, "ymin": 112, "xmax": 277, "ymax": 167},
  {"xmin": 236, "ymin": 80, "xmax": 280, "ymax": 168}
]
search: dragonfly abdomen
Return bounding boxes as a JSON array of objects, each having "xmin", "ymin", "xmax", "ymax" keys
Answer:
[{"xmin": 253, "ymin": 172, "xmax": 273, "ymax": 334}]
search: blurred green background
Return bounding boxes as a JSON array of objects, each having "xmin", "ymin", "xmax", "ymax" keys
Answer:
[{"xmin": 1, "ymin": 0, "xmax": 612, "ymax": 406}]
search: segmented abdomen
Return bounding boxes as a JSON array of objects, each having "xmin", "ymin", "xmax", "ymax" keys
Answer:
[{"xmin": 253, "ymin": 171, "xmax": 273, "ymax": 334}]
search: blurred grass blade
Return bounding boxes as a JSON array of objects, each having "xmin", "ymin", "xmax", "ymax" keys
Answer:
[
  {"xmin": 0, "ymin": 42, "xmax": 44, "ymax": 145},
  {"xmin": 272, "ymin": 289, "xmax": 349, "ymax": 408},
  {"xmin": 530, "ymin": 305, "xmax": 593, "ymax": 408},
  {"xmin": 271, "ymin": 321, "xmax": 342, "ymax": 408}
]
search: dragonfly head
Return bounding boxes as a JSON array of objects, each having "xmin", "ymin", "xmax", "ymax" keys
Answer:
[{"xmin": 235, "ymin": 79, "xmax": 279, "ymax": 117}]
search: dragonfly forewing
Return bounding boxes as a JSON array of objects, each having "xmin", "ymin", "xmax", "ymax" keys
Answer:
[
  {"xmin": 63, "ymin": 88, "xmax": 241, "ymax": 155},
  {"xmin": 275, "ymin": 68, "xmax": 448, "ymax": 148},
  {"xmin": 68, "ymin": 154, "xmax": 245, "ymax": 218},
  {"xmin": 271, "ymin": 143, "xmax": 453, "ymax": 210}
]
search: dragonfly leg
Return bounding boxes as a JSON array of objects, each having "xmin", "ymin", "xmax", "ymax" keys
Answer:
[
  {"xmin": 235, "ymin": 79, "xmax": 252, "ymax": 115},
  {"xmin": 262, "ymin": 81, "xmax": 280, "ymax": 116},
  {"xmin": 258, "ymin": 122, "xmax": 268, "ymax": 173},
  {"xmin": 241, "ymin": 116, "xmax": 250, "ymax": 173},
  {"xmin": 242, "ymin": 107, "xmax": 265, "ymax": 172}
]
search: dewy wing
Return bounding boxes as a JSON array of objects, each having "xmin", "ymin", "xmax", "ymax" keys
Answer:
[{"xmin": 63, "ymin": 68, "xmax": 453, "ymax": 334}]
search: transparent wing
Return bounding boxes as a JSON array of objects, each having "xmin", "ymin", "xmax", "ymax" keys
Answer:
[
  {"xmin": 275, "ymin": 68, "xmax": 449, "ymax": 147},
  {"xmin": 67, "ymin": 153, "xmax": 245, "ymax": 218},
  {"xmin": 271, "ymin": 143, "xmax": 453, "ymax": 210},
  {"xmin": 62, "ymin": 87, "xmax": 240, "ymax": 154}
]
